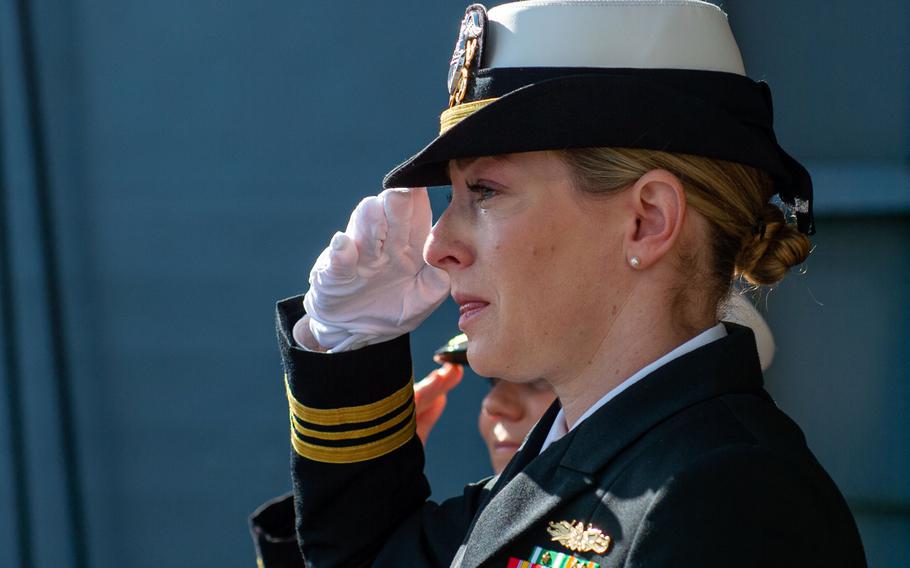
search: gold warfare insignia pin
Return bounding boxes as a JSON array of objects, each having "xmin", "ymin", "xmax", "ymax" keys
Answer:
[{"xmin": 547, "ymin": 520, "xmax": 611, "ymax": 554}]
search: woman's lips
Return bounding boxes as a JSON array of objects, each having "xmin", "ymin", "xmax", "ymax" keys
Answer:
[{"xmin": 456, "ymin": 298, "xmax": 489, "ymax": 329}]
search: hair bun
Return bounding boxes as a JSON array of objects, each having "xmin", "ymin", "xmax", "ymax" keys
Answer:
[{"xmin": 735, "ymin": 203, "xmax": 811, "ymax": 286}]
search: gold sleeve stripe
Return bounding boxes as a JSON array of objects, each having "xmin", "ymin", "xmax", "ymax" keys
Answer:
[
  {"xmin": 284, "ymin": 374, "xmax": 414, "ymax": 426},
  {"xmin": 290, "ymin": 399, "xmax": 414, "ymax": 441},
  {"xmin": 439, "ymin": 97, "xmax": 498, "ymax": 134},
  {"xmin": 290, "ymin": 411, "xmax": 416, "ymax": 464}
]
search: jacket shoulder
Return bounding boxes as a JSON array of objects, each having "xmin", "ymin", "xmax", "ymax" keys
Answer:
[{"xmin": 612, "ymin": 395, "xmax": 866, "ymax": 567}]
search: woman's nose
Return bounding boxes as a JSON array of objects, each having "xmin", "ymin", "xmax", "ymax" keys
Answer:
[
  {"xmin": 423, "ymin": 208, "xmax": 475, "ymax": 270},
  {"xmin": 481, "ymin": 382, "xmax": 524, "ymax": 421}
]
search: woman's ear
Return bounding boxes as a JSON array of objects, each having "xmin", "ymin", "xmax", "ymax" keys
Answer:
[{"xmin": 624, "ymin": 169, "xmax": 687, "ymax": 269}]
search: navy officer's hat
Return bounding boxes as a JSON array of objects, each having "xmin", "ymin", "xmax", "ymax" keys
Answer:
[{"xmin": 383, "ymin": 0, "xmax": 815, "ymax": 235}]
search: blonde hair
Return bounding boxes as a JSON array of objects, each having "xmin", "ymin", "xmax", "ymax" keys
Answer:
[{"xmin": 561, "ymin": 147, "xmax": 811, "ymax": 307}]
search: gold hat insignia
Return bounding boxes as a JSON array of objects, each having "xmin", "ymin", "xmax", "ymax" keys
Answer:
[
  {"xmin": 547, "ymin": 520, "xmax": 611, "ymax": 554},
  {"xmin": 447, "ymin": 6, "xmax": 485, "ymax": 108}
]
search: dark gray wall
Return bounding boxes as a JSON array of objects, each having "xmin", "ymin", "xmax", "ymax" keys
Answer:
[{"xmin": 0, "ymin": 1, "xmax": 906, "ymax": 567}]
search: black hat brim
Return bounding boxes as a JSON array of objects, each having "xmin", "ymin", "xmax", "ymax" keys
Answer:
[{"xmin": 383, "ymin": 70, "xmax": 813, "ymax": 233}]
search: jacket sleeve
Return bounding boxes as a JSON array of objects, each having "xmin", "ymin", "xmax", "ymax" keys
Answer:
[{"xmin": 258, "ymin": 296, "xmax": 488, "ymax": 568}]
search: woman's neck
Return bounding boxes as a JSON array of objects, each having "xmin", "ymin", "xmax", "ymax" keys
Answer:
[{"xmin": 550, "ymin": 289, "xmax": 717, "ymax": 428}]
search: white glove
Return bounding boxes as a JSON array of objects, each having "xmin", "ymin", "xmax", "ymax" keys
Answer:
[{"xmin": 296, "ymin": 187, "xmax": 450, "ymax": 352}]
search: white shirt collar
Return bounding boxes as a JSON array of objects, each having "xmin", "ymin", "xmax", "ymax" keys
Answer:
[{"xmin": 538, "ymin": 323, "xmax": 728, "ymax": 455}]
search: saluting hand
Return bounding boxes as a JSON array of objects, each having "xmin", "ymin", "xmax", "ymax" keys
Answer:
[{"xmin": 297, "ymin": 188, "xmax": 450, "ymax": 352}]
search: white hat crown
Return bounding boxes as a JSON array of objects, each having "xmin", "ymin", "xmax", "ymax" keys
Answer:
[
  {"xmin": 385, "ymin": 0, "xmax": 816, "ymax": 236},
  {"xmin": 485, "ymin": 0, "xmax": 745, "ymax": 75}
]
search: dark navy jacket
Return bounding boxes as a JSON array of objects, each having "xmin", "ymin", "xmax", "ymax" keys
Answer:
[{"xmin": 250, "ymin": 297, "xmax": 866, "ymax": 567}]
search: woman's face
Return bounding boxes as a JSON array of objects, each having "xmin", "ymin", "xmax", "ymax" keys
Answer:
[
  {"xmin": 424, "ymin": 151, "xmax": 629, "ymax": 384},
  {"xmin": 477, "ymin": 378, "xmax": 557, "ymax": 474}
]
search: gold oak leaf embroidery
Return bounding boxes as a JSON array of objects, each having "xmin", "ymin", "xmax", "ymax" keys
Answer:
[{"xmin": 547, "ymin": 520, "xmax": 612, "ymax": 554}]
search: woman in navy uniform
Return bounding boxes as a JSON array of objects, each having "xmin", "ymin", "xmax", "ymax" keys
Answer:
[{"xmin": 250, "ymin": 1, "xmax": 866, "ymax": 567}]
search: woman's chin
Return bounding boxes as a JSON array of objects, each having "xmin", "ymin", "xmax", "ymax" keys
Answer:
[
  {"xmin": 464, "ymin": 337, "xmax": 485, "ymax": 369},
  {"xmin": 465, "ymin": 336, "xmax": 517, "ymax": 378},
  {"xmin": 465, "ymin": 349, "xmax": 503, "ymax": 379},
  {"xmin": 471, "ymin": 358, "xmax": 536, "ymax": 384}
]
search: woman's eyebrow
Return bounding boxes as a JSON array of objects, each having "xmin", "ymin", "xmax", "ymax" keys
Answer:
[{"xmin": 451, "ymin": 155, "xmax": 512, "ymax": 178}]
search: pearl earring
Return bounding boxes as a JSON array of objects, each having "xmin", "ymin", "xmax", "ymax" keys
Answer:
[{"xmin": 629, "ymin": 256, "xmax": 641, "ymax": 268}]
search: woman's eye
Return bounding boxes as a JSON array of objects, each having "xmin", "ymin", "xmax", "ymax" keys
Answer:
[{"xmin": 467, "ymin": 183, "xmax": 498, "ymax": 205}]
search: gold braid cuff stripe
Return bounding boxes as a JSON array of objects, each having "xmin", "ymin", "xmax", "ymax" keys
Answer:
[
  {"xmin": 284, "ymin": 373, "xmax": 414, "ymax": 426},
  {"xmin": 290, "ymin": 398, "xmax": 414, "ymax": 441},
  {"xmin": 439, "ymin": 98, "xmax": 498, "ymax": 134},
  {"xmin": 290, "ymin": 412, "xmax": 416, "ymax": 464}
]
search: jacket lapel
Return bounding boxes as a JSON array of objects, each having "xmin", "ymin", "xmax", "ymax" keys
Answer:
[
  {"xmin": 457, "ymin": 426, "xmax": 590, "ymax": 568},
  {"xmin": 457, "ymin": 324, "xmax": 766, "ymax": 568}
]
